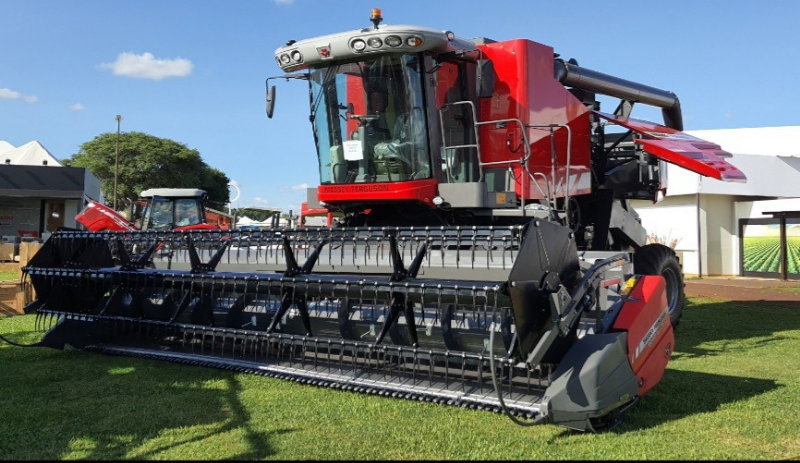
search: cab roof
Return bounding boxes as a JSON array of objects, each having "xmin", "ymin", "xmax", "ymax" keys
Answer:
[{"xmin": 140, "ymin": 188, "xmax": 206, "ymax": 198}]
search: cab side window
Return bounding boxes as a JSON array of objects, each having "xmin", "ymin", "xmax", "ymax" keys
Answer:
[{"xmin": 175, "ymin": 199, "xmax": 201, "ymax": 227}]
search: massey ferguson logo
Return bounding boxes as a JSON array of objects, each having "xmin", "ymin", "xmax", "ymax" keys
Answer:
[
  {"xmin": 635, "ymin": 310, "xmax": 668, "ymax": 361},
  {"xmin": 316, "ymin": 45, "xmax": 332, "ymax": 59},
  {"xmin": 322, "ymin": 184, "xmax": 390, "ymax": 194}
]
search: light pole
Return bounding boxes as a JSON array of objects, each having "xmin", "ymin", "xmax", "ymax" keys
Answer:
[
  {"xmin": 113, "ymin": 115, "xmax": 122, "ymax": 211},
  {"xmin": 227, "ymin": 181, "xmax": 240, "ymax": 229}
]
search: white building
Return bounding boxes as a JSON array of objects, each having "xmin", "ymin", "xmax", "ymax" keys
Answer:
[{"xmin": 632, "ymin": 126, "xmax": 800, "ymax": 279}]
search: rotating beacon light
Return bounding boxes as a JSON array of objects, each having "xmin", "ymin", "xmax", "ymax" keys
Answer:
[{"xmin": 370, "ymin": 8, "xmax": 382, "ymax": 29}]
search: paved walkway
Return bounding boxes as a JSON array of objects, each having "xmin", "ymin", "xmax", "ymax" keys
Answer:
[{"xmin": 684, "ymin": 276, "xmax": 800, "ymax": 302}]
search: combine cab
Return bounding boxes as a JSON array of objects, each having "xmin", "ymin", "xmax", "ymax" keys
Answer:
[{"xmin": 21, "ymin": 10, "xmax": 746, "ymax": 431}]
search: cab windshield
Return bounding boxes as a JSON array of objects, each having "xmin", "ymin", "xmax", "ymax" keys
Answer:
[
  {"xmin": 310, "ymin": 54, "xmax": 430, "ymax": 184},
  {"xmin": 141, "ymin": 197, "xmax": 202, "ymax": 230}
]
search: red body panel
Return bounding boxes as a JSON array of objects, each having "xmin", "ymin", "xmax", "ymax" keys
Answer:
[
  {"xmin": 204, "ymin": 210, "xmax": 232, "ymax": 230},
  {"xmin": 75, "ymin": 200, "xmax": 137, "ymax": 231},
  {"xmin": 346, "ymin": 75, "xmax": 365, "ymax": 139},
  {"xmin": 612, "ymin": 275, "xmax": 674, "ymax": 396},
  {"xmin": 300, "ymin": 201, "xmax": 334, "ymax": 227},
  {"xmin": 317, "ymin": 178, "xmax": 438, "ymax": 207},
  {"xmin": 476, "ymin": 39, "xmax": 593, "ymax": 200},
  {"xmin": 594, "ymin": 111, "xmax": 747, "ymax": 182},
  {"xmin": 174, "ymin": 223, "xmax": 218, "ymax": 232}
]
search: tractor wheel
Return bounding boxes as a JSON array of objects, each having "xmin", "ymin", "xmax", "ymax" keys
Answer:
[{"xmin": 633, "ymin": 243, "xmax": 684, "ymax": 328}]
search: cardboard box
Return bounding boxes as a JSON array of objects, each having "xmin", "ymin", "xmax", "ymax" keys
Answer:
[
  {"xmin": 0, "ymin": 282, "xmax": 26, "ymax": 316},
  {"xmin": 17, "ymin": 242, "xmax": 41, "ymax": 267},
  {"xmin": 0, "ymin": 243, "xmax": 15, "ymax": 261}
]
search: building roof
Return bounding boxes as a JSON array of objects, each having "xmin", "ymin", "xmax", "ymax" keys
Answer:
[
  {"xmin": 664, "ymin": 126, "xmax": 800, "ymax": 198},
  {"xmin": 687, "ymin": 126, "xmax": 800, "ymax": 158},
  {"xmin": 0, "ymin": 140, "xmax": 62, "ymax": 166},
  {"xmin": 0, "ymin": 165, "xmax": 88, "ymax": 198}
]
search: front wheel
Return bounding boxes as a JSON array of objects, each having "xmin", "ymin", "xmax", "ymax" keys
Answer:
[{"xmin": 633, "ymin": 243, "xmax": 684, "ymax": 328}]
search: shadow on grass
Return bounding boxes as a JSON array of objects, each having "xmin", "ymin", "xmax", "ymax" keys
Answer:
[
  {"xmin": 0, "ymin": 327, "xmax": 291, "ymax": 460},
  {"xmin": 677, "ymin": 299, "xmax": 800, "ymax": 359},
  {"xmin": 546, "ymin": 369, "xmax": 779, "ymax": 439},
  {"xmin": 616, "ymin": 368, "xmax": 779, "ymax": 434}
]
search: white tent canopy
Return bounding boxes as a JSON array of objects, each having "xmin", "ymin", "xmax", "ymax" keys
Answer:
[
  {"xmin": 0, "ymin": 140, "xmax": 62, "ymax": 166},
  {"xmin": 0, "ymin": 141, "xmax": 14, "ymax": 156}
]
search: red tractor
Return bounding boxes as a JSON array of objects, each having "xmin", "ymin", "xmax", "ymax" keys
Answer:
[{"xmin": 76, "ymin": 188, "xmax": 221, "ymax": 232}]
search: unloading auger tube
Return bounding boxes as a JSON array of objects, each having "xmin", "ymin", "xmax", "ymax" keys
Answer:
[{"xmin": 21, "ymin": 223, "xmax": 674, "ymax": 431}]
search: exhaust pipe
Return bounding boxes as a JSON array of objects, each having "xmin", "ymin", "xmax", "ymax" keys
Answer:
[{"xmin": 554, "ymin": 59, "xmax": 683, "ymax": 130}]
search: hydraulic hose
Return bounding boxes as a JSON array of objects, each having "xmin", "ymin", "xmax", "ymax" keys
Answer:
[
  {"xmin": 0, "ymin": 333, "xmax": 44, "ymax": 348},
  {"xmin": 488, "ymin": 302, "xmax": 546, "ymax": 426}
]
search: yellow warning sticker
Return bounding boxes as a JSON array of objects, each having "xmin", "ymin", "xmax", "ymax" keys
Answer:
[{"xmin": 621, "ymin": 277, "xmax": 638, "ymax": 296}]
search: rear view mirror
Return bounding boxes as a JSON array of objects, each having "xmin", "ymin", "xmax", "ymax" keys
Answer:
[
  {"xmin": 266, "ymin": 85, "xmax": 276, "ymax": 118},
  {"xmin": 265, "ymin": 73, "xmax": 309, "ymax": 119}
]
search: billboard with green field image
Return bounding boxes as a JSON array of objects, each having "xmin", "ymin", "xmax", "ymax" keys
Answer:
[
  {"xmin": 742, "ymin": 220, "xmax": 800, "ymax": 277},
  {"xmin": 743, "ymin": 235, "xmax": 781, "ymax": 273},
  {"xmin": 788, "ymin": 220, "xmax": 800, "ymax": 276}
]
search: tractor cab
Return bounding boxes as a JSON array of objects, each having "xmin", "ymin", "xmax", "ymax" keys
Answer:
[{"xmin": 136, "ymin": 188, "xmax": 213, "ymax": 231}]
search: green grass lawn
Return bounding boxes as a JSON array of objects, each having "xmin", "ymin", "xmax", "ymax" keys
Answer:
[
  {"xmin": 1, "ymin": 297, "xmax": 799, "ymax": 460},
  {"xmin": 0, "ymin": 270, "xmax": 19, "ymax": 281}
]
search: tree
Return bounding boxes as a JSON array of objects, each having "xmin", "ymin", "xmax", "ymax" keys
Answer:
[
  {"xmin": 64, "ymin": 132, "xmax": 230, "ymax": 208},
  {"xmin": 231, "ymin": 207, "xmax": 281, "ymax": 223}
]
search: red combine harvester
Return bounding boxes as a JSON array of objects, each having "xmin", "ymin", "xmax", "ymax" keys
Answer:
[
  {"xmin": 22, "ymin": 10, "xmax": 745, "ymax": 431},
  {"xmin": 75, "ymin": 188, "xmax": 222, "ymax": 232}
]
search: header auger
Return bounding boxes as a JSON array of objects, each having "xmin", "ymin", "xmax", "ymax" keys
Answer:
[{"xmin": 19, "ymin": 9, "xmax": 746, "ymax": 431}]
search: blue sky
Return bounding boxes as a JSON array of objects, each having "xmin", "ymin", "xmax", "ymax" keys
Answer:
[{"xmin": 2, "ymin": 0, "xmax": 799, "ymax": 213}]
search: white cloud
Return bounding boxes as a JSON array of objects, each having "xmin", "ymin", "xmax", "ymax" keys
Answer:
[
  {"xmin": 725, "ymin": 111, "xmax": 734, "ymax": 119},
  {"xmin": 70, "ymin": 103, "xmax": 85, "ymax": 111},
  {"xmin": 99, "ymin": 52, "xmax": 193, "ymax": 81},
  {"xmin": 0, "ymin": 88, "xmax": 20, "ymax": 99},
  {"xmin": 288, "ymin": 183, "xmax": 310, "ymax": 190},
  {"xmin": 253, "ymin": 197, "xmax": 270, "ymax": 206},
  {"xmin": 0, "ymin": 87, "xmax": 37, "ymax": 103}
]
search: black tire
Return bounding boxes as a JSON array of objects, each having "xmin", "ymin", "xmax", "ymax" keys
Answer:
[{"xmin": 633, "ymin": 243, "xmax": 684, "ymax": 328}]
